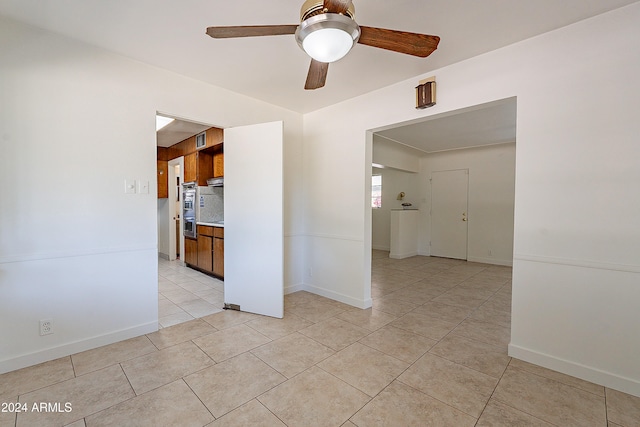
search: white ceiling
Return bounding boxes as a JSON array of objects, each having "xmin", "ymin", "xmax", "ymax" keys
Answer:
[
  {"xmin": 1, "ymin": 0, "xmax": 637, "ymax": 114},
  {"xmin": 156, "ymin": 118, "xmax": 210, "ymax": 148},
  {"xmin": 375, "ymin": 98, "xmax": 516, "ymax": 154}
]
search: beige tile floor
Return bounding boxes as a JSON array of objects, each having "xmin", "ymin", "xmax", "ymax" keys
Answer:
[
  {"xmin": 158, "ymin": 258, "xmax": 225, "ymax": 328},
  {"xmin": 2, "ymin": 251, "xmax": 640, "ymax": 426}
]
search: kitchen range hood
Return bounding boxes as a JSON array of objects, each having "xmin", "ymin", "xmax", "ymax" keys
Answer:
[{"xmin": 207, "ymin": 177, "xmax": 224, "ymax": 187}]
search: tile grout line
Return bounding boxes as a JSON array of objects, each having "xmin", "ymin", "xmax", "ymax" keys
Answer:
[
  {"xmin": 483, "ymin": 359, "xmax": 564, "ymax": 427},
  {"xmin": 181, "ymin": 377, "xmax": 217, "ymax": 422},
  {"xmin": 472, "ymin": 357, "xmax": 514, "ymax": 427}
]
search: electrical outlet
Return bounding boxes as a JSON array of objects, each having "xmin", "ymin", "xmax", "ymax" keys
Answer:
[{"xmin": 40, "ymin": 319, "xmax": 53, "ymax": 336}]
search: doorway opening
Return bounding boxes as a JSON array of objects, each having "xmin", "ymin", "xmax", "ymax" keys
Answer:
[
  {"xmin": 156, "ymin": 113, "xmax": 224, "ymax": 327},
  {"xmin": 367, "ymin": 97, "xmax": 517, "ymax": 293},
  {"xmin": 155, "ymin": 115, "xmax": 286, "ymax": 326},
  {"xmin": 156, "ymin": 113, "xmax": 210, "ymax": 263}
]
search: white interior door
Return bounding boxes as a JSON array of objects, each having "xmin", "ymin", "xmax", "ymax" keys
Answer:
[
  {"xmin": 168, "ymin": 157, "xmax": 184, "ymax": 261},
  {"xmin": 224, "ymin": 121, "xmax": 284, "ymax": 318},
  {"xmin": 431, "ymin": 169, "xmax": 469, "ymax": 260}
]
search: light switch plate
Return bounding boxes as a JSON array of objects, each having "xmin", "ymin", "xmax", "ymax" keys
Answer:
[
  {"xmin": 138, "ymin": 180, "xmax": 149, "ymax": 194},
  {"xmin": 125, "ymin": 179, "xmax": 136, "ymax": 194}
]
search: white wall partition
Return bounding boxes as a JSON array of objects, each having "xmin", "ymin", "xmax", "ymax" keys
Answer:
[
  {"xmin": 302, "ymin": 4, "xmax": 640, "ymax": 396},
  {"xmin": 0, "ymin": 16, "xmax": 303, "ymax": 373}
]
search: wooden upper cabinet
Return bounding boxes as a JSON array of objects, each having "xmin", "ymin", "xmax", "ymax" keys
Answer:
[
  {"xmin": 157, "ymin": 160, "xmax": 168, "ymax": 198},
  {"xmin": 164, "ymin": 126, "xmax": 223, "ymax": 184},
  {"xmin": 202, "ymin": 127, "xmax": 223, "ymax": 150},
  {"xmin": 166, "ymin": 127, "xmax": 223, "ymax": 159},
  {"xmin": 197, "ymin": 151, "xmax": 214, "ymax": 186},
  {"xmin": 157, "ymin": 147, "xmax": 169, "ymax": 199},
  {"xmin": 213, "ymin": 145, "xmax": 224, "ymax": 178},
  {"xmin": 184, "ymin": 152, "xmax": 197, "ymax": 183},
  {"xmin": 184, "ymin": 135, "xmax": 197, "ymax": 154},
  {"xmin": 185, "ymin": 151, "xmax": 217, "ymax": 185}
]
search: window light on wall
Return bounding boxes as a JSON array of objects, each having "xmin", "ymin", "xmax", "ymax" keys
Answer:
[{"xmin": 372, "ymin": 175, "xmax": 382, "ymax": 208}]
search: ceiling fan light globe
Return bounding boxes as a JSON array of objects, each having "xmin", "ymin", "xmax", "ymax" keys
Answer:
[
  {"xmin": 296, "ymin": 13, "xmax": 360, "ymax": 64},
  {"xmin": 303, "ymin": 28, "xmax": 353, "ymax": 63}
]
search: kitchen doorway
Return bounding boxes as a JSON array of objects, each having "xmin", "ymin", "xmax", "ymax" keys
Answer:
[
  {"xmin": 156, "ymin": 114, "xmax": 225, "ymax": 327},
  {"xmin": 156, "ymin": 115, "xmax": 285, "ymax": 326}
]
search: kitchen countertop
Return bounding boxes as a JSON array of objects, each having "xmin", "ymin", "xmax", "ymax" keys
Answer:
[{"xmin": 197, "ymin": 221, "xmax": 224, "ymax": 228}]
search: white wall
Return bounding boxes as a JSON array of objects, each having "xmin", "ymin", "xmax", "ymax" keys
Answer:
[
  {"xmin": 157, "ymin": 199, "xmax": 170, "ymax": 259},
  {"xmin": 372, "ymin": 135, "xmax": 422, "ymax": 172},
  {"xmin": 302, "ymin": 3, "xmax": 640, "ymax": 396},
  {"xmin": 0, "ymin": 16, "xmax": 304, "ymax": 373},
  {"xmin": 418, "ymin": 143, "xmax": 516, "ymax": 265}
]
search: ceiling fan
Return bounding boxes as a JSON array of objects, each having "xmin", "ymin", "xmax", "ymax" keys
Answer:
[{"xmin": 206, "ymin": 0, "xmax": 440, "ymax": 90}]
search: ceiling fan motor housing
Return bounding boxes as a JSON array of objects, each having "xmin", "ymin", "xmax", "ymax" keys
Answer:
[{"xmin": 300, "ymin": 0, "xmax": 356, "ymax": 20}]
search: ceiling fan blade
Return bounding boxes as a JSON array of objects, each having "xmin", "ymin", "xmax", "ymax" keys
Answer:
[
  {"xmin": 358, "ymin": 26, "xmax": 440, "ymax": 58},
  {"xmin": 206, "ymin": 25, "xmax": 298, "ymax": 39},
  {"xmin": 323, "ymin": 0, "xmax": 353, "ymax": 14},
  {"xmin": 305, "ymin": 59, "xmax": 329, "ymax": 90}
]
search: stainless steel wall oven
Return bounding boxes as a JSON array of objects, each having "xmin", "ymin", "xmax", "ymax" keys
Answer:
[{"xmin": 182, "ymin": 182, "xmax": 196, "ymax": 239}]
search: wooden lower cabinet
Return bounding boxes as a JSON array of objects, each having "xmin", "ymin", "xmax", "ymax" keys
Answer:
[
  {"xmin": 185, "ymin": 238, "xmax": 198, "ymax": 266},
  {"xmin": 197, "ymin": 235, "xmax": 213, "ymax": 272},
  {"xmin": 213, "ymin": 237, "xmax": 224, "ymax": 277},
  {"xmin": 187, "ymin": 225, "xmax": 222, "ymax": 278}
]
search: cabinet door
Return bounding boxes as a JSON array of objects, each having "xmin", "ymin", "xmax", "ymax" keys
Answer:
[
  {"xmin": 197, "ymin": 235, "xmax": 213, "ymax": 272},
  {"xmin": 157, "ymin": 160, "xmax": 168, "ymax": 198},
  {"xmin": 213, "ymin": 147, "xmax": 224, "ymax": 178},
  {"xmin": 185, "ymin": 238, "xmax": 198, "ymax": 266},
  {"xmin": 196, "ymin": 152, "xmax": 214, "ymax": 186},
  {"xmin": 213, "ymin": 237, "xmax": 224, "ymax": 277},
  {"xmin": 204, "ymin": 127, "xmax": 223, "ymax": 149},
  {"xmin": 184, "ymin": 152, "xmax": 197, "ymax": 183}
]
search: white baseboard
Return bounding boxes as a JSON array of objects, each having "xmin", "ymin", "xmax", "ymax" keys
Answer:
[
  {"xmin": 0, "ymin": 322, "xmax": 158, "ymax": 375},
  {"xmin": 389, "ymin": 251, "xmax": 418, "ymax": 259},
  {"xmin": 372, "ymin": 244, "xmax": 390, "ymax": 251},
  {"xmin": 284, "ymin": 283, "xmax": 305, "ymax": 295},
  {"xmin": 468, "ymin": 256, "xmax": 513, "ymax": 266},
  {"xmin": 509, "ymin": 343, "xmax": 640, "ymax": 398},
  {"xmin": 299, "ymin": 283, "xmax": 372, "ymax": 309},
  {"xmin": 158, "ymin": 252, "xmax": 170, "ymax": 261}
]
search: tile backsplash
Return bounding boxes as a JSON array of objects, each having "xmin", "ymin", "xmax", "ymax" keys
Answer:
[{"xmin": 197, "ymin": 186, "xmax": 223, "ymax": 223}]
